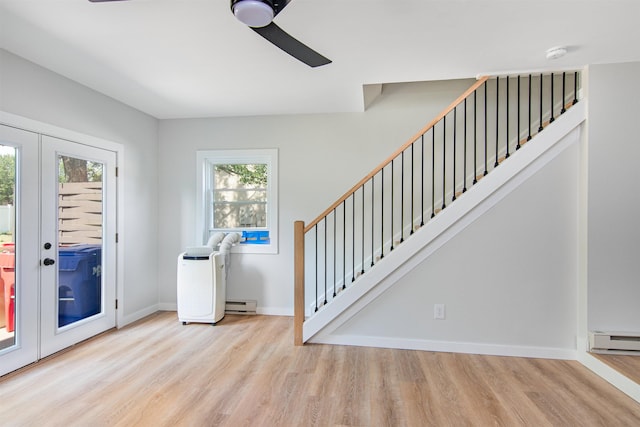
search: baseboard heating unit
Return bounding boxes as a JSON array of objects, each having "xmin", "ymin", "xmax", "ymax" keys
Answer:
[
  {"xmin": 589, "ymin": 331, "xmax": 640, "ymax": 355},
  {"xmin": 225, "ymin": 300, "xmax": 257, "ymax": 315}
]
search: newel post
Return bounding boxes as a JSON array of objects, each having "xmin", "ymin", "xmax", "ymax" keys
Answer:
[{"xmin": 294, "ymin": 220, "xmax": 305, "ymax": 346}]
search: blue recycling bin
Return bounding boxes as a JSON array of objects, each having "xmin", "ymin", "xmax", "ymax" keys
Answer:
[{"xmin": 58, "ymin": 244, "xmax": 102, "ymax": 327}]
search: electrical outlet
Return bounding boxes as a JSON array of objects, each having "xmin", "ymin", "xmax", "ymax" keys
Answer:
[{"xmin": 434, "ymin": 304, "xmax": 446, "ymax": 320}]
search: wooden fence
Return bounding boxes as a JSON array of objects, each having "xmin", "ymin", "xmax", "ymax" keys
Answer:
[{"xmin": 58, "ymin": 182, "xmax": 102, "ymax": 245}]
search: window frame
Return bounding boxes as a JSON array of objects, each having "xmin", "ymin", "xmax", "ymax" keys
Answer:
[{"xmin": 196, "ymin": 149, "xmax": 278, "ymax": 254}]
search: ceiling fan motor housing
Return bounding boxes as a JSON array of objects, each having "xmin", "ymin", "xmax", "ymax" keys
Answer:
[{"xmin": 231, "ymin": 0, "xmax": 278, "ymax": 28}]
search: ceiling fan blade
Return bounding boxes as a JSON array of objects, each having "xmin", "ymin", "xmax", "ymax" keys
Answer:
[{"xmin": 253, "ymin": 22, "xmax": 331, "ymax": 68}]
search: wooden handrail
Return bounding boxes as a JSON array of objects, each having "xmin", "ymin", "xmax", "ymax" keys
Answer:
[{"xmin": 304, "ymin": 76, "xmax": 490, "ymax": 233}]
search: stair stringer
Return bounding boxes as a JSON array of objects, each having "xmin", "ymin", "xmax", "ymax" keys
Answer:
[{"xmin": 303, "ymin": 101, "xmax": 586, "ymax": 343}]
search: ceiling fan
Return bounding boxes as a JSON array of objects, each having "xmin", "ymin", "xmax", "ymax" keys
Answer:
[{"xmin": 88, "ymin": 0, "xmax": 332, "ymax": 68}]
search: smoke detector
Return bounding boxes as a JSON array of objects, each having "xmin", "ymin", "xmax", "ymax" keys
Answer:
[{"xmin": 546, "ymin": 46, "xmax": 567, "ymax": 60}]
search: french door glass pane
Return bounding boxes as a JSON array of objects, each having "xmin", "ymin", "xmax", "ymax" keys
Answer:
[
  {"xmin": 0, "ymin": 145, "xmax": 16, "ymax": 350},
  {"xmin": 57, "ymin": 155, "xmax": 104, "ymax": 328}
]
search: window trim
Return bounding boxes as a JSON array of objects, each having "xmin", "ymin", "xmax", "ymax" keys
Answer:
[{"xmin": 196, "ymin": 149, "xmax": 278, "ymax": 254}]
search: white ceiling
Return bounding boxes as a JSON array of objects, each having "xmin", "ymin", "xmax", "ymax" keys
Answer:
[{"xmin": 1, "ymin": 0, "xmax": 640, "ymax": 119}]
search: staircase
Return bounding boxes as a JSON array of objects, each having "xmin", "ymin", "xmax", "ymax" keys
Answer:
[{"xmin": 294, "ymin": 72, "xmax": 583, "ymax": 346}]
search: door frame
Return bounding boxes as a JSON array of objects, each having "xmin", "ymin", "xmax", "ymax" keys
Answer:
[{"xmin": 0, "ymin": 111, "xmax": 125, "ymax": 331}]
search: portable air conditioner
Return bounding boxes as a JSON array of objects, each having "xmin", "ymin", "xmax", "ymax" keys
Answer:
[{"xmin": 177, "ymin": 251, "xmax": 225, "ymax": 325}]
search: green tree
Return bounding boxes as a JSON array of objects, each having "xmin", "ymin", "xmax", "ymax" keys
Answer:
[
  {"xmin": 216, "ymin": 164, "xmax": 267, "ymax": 187},
  {"xmin": 87, "ymin": 161, "xmax": 103, "ymax": 182},
  {"xmin": 58, "ymin": 156, "xmax": 103, "ymax": 183},
  {"xmin": 0, "ymin": 154, "xmax": 16, "ymax": 205}
]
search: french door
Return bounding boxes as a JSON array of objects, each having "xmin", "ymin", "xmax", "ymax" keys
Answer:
[
  {"xmin": 0, "ymin": 125, "xmax": 39, "ymax": 376},
  {"xmin": 40, "ymin": 135, "xmax": 117, "ymax": 357},
  {"xmin": 0, "ymin": 125, "xmax": 117, "ymax": 376}
]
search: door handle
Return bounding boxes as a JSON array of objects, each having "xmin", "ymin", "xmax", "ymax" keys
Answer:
[{"xmin": 43, "ymin": 258, "xmax": 56, "ymax": 266}]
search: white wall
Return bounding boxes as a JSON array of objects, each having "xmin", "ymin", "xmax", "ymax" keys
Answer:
[
  {"xmin": 158, "ymin": 79, "xmax": 475, "ymax": 313},
  {"xmin": 0, "ymin": 49, "xmax": 160, "ymax": 322},
  {"xmin": 587, "ymin": 62, "xmax": 640, "ymax": 332}
]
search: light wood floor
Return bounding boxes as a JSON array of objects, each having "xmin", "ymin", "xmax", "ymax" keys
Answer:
[
  {"xmin": 592, "ymin": 352, "xmax": 640, "ymax": 385},
  {"xmin": 1, "ymin": 312, "xmax": 640, "ymax": 426}
]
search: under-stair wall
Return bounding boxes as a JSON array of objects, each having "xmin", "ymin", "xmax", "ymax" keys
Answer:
[{"xmin": 313, "ymin": 125, "xmax": 583, "ymax": 358}]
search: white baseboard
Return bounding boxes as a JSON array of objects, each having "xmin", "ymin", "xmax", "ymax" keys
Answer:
[
  {"xmin": 256, "ymin": 306, "xmax": 293, "ymax": 316},
  {"xmin": 119, "ymin": 304, "xmax": 160, "ymax": 328},
  {"xmin": 578, "ymin": 350, "xmax": 640, "ymax": 403},
  {"xmin": 156, "ymin": 304, "xmax": 292, "ymax": 317},
  {"xmin": 312, "ymin": 334, "xmax": 577, "ymax": 360}
]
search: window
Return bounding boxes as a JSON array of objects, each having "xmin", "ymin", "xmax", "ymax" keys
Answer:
[{"xmin": 196, "ymin": 149, "xmax": 278, "ymax": 254}]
